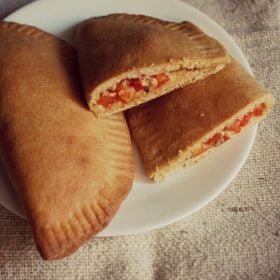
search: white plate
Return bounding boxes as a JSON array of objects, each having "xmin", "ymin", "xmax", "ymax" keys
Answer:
[{"xmin": 1, "ymin": 0, "xmax": 256, "ymax": 236}]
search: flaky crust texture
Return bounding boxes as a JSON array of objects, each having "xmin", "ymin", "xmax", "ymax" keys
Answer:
[
  {"xmin": 75, "ymin": 13, "xmax": 229, "ymax": 112},
  {"xmin": 126, "ymin": 59, "xmax": 274, "ymax": 179},
  {"xmin": 0, "ymin": 21, "xmax": 135, "ymax": 260}
]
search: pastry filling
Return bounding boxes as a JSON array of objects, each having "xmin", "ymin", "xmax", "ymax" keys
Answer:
[
  {"xmin": 97, "ymin": 73, "xmax": 170, "ymax": 108},
  {"xmin": 191, "ymin": 103, "xmax": 266, "ymax": 158}
]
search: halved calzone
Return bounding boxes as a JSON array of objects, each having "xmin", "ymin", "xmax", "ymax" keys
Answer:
[
  {"xmin": 126, "ymin": 59, "xmax": 275, "ymax": 182},
  {"xmin": 75, "ymin": 14, "xmax": 230, "ymax": 117}
]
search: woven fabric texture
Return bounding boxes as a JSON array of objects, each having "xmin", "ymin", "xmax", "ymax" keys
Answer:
[{"xmin": 0, "ymin": 0, "xmax": 279, "ymax": 279}]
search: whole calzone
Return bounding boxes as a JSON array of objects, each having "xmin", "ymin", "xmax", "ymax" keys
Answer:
[{"xmin": 0, "ymin": 21, "xmax": 134, "ymax": 260}]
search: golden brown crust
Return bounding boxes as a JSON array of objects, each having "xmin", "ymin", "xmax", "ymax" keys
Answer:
[
  {"xmin": 0, "ymin": 21, "xmax": 135, "ymax": 260},
  {"xmin": 75, "ymin": 14, "xmax": 230, "ymax": 116},
  {"xmin": 126, "ymin": 59, "xmax": 275, "ymax": 181}
]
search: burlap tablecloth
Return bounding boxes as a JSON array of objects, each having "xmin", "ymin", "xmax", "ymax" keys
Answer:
[{"xmin": 0, "ymin": 0, "xmax": 279, "ymax": 279}]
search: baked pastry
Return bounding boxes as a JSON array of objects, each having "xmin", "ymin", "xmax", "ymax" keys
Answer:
[
  {"xmin": 0, "ymin": 21, "xmax": 134, "ymax": 260},
  {"xmin": 126, "ymin": 59, "xmax": 275, "ymax": 182},
  {"xmin": 75, "ymin": 14, "xmax": 230, "ymax": 117}
]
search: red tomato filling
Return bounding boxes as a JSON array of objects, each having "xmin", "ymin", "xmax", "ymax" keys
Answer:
[
  {"xmin": 192, "ymin": 103, "xmax": 265, "ymax": 158},
  {"xmin": 97, "ymin": 73, "xmax": 170, "ymax": 108}
]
